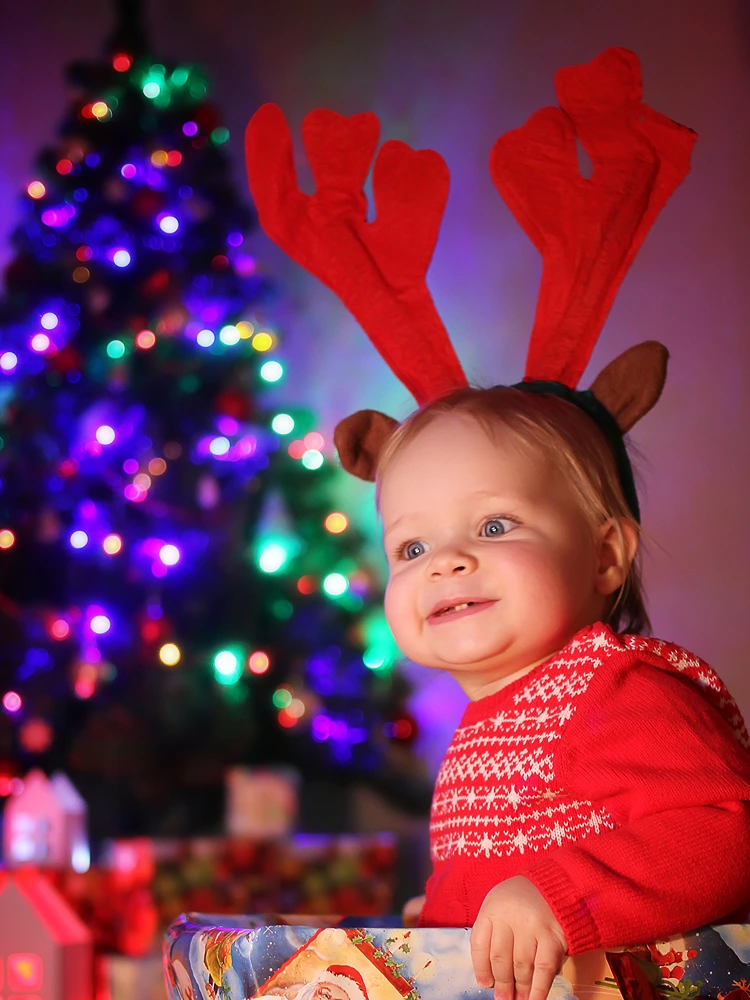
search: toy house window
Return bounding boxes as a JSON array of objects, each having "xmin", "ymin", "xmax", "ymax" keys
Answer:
[{"xmin": 8, "ymin": 813, "xmax": 51, "ymax": 863}]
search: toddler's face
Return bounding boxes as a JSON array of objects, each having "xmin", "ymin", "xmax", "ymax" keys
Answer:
[{"xmin": 379, "ymin": 413, "xmax": 611, "ymax": 699}]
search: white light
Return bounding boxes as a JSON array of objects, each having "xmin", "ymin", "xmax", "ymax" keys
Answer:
[
  {"xmin": 71, "ymin": 841, "xmax": 91, "ymax": 873},
  {"xmin": 0, "ymin": 352, "xmax": 18, "ymax": 372},
  {"xmin": 197, "ymin": 329, "xmax": 215, "ymax": 347},
  {"xmin": 113, "ymin": 249, "xmax": 131, "ymax": 267},
  {"xmin": 209, "ymin": 436, "xmax": 231, "ymax": 456},
  {"xmin": 260, "ymin": 360, "xmax": 283, "ymax": 382},
  {"xmin": 95, "ymin": 424, "xmax": 116, "ymax": 445},
  {"xmin": 90, "ymin": 614, "xmax": 111, "ymax": 634},
  {"xmin": 323, "ymin": 572, "xmax": 349, "ymax": 597},
  {"xmin": 143, "ymin": 81, "xmax": 161, "ymax": 98},
  {"xmin": 70, "ymin": 530, "xmax": 89, "ymax": 549},
  {"xmin": 41, "ymin": 311, "xmax": 59, "ymax": 330},
  {"xmin": 219, "ymin": 325, "xmax": 240, "ymax": 345},
  {"xmin": 259, "ymin": 543, "xmax": 288, "ymax": 574},
  {"xmin": 159, "ymin": 543, "xmax": 180, "ymax": 566},
  {"xmin": 31, "ymin": 333, "xmax": 51, "ymax": 353},
  {"xmin": 271, "ymin": 413, "xmax": 294, "ymax": 435},
  {"xmin": 301, "ymin": 449, "xmax": 324, "ymax": 470},
  {"xmin": 159, "ymin": 215, "xmax": 179, "ymax": 234}
]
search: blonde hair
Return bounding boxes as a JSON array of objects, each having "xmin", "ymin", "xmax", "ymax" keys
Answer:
[{"xmin": 376, "ymin": 386, "xmax": 650, "ymax": 636}]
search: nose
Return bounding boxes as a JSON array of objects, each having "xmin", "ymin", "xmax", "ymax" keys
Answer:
[{"xmin": 429, "ymin": 543, "xmax": 478, "ymax": 577}]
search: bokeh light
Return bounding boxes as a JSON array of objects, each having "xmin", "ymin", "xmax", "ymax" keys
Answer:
[
  {"xmin": 103, "ymin": 534, "xmax": 123, "ymax": 555},
  {"xmin": 323, "ymin": 572, "xmax": 349, "ymax": 597},
  {"xmin": 252, "ymin": 332, "xmax": 273, "ymax": 352},
  {"xmin": 260, "ymin": 360, "xmax": 283, "ymax": 382},
  {"xmin": 95, "ymin": 425, "xmax": 116, "ymax": 445},
  {"xmin": 31, "ymin": 333, "xmax": 51, "ymax": 353},
  {"xmin": 41, "ymin": 312, "xmax": 59, "ymax": 330},
  {"xmin": 107, "ymin": 339, "xmax": 126, "ymax": 359},
  {"xmin": 70, "ymin": 530, "xmax": 89, "ymax": 549},
  {"xmin": 136, "ymin": 330, "xmax": 156, "ymax": 349},
  {"xmin": 0, "ymin": 529, "xmax": 16, "ymax": 549},
  {"xmin": 113, "ymin": 249, "xmax": 131, "ymax": 268},
  {"xmin": 2, "ymin": 691, "xmax": 22, "ymax": 714},
  {"xmin": 325, "ymin": 512, "xmax": 348, "ymax": 534},
  {"xmin": 159, "ymin": 643, "xmax": 181, "ymax": 666},
  {"xmin": 90, "ymin": 614, "xmax": 111, "ymax": 635},
  {"xmin": 258, "ymin": 542, "xmax": 288, "ymax": 574},
  {"xmin": 271, "ymin": 413, "xmax": 294, "ymax": 435},
  {"xmin": 197, "ymin": 329, "xmax": 215, "ymax": 348},
  {"xmin": 248, "ymin": 651, "xmax": 270, "ymax": 675},
  {"xmin": 159, "ymin": 544, "xmax": 180, "ymax": 566},
  {"xmin": 28, "ymin": 181, "xmax": 46, "ymax": 199}
]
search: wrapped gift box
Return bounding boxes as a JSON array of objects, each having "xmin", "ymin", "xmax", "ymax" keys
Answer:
[{"xmin": 163, "ymin": 913, "xmax": 750, "ymax": 1000}]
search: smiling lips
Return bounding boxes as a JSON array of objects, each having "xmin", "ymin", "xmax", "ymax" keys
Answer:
[{"xmin": 427, "ymin": 599, "xmax": 497, "ymax": 624}]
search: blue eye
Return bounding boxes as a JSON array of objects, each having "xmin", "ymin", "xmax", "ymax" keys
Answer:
[
  {"xmin": 404, "ymin": 541, "xmax": 426, "ymax": 560},
  {"xmin": 482, "ymin": 518, "xmax": 514, "ymax": 537}
]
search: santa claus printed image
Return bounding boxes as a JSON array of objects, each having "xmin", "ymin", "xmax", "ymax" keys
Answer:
[{"xmin": 260, "ymin": 964, "xmax": 371, "ymax": 1000}]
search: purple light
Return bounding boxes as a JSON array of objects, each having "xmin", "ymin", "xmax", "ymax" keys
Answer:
[
  {"xmin": 2, "ymin": 691, "xmax": 22, "ymax": 714},
  {"xmin": 159, "ymin": 543, "xmax": 180, "ymax": 566},
  {"xmin": 30, "ymin": 333, "xmax": 50, "ymax": 353},
  {"xmin": 182, "ymin": 121, "xmax": 198, "ymax": 136},
  {"xmin": 124, "ymin": 484, "xmax": 144, "ymax": 502},
  {"xmin": 79, "ymin": 499, "xmax": 97, "ymax": 520},
  {"xmin": 95, "ymin": 425, "xmax": 116, "ymax": 445},
  {"xmin": 227, "ymin": 231, "xmax": 243, "ymax": 247},
  {"xmin": 41, "ymin": 205, "xmax": 76, "ymax": 229},
  {"xmin": 237, "ymin": 435, "xmax": 257, "ymax": 457},
  {"xmin": 121, "ymin": 163, "xmax": 137, "ymax": 179},
  {"xmin": 123, "ymin": 458, "xmax": 139, "ymax": 475},
  {"xmin": 216, "ymin": 416, "xmax": 239, "ymax": 436},
  {"xmin": 152, "ymin": 562, "xmax": 167, "ymax": 578},
  {"xmin": 312, "ymin": 715, "xmax": 331, "ymax": 741},
  {"xmin": 0, "ymin": 352, "xmax": 18, "ymax": 373},
  {"xmin": 158, "ymin": 214, "xmax": 179, "ymax": 234}
]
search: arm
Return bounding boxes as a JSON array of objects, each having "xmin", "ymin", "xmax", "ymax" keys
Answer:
[{"xmin": 521, "ymin": 653, "xmax": 750, "ymax": 954}]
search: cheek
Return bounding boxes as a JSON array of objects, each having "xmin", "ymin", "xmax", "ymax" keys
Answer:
[{"xmin": 384, "ymin": 574, "xmax": 415, "ymax": 640}]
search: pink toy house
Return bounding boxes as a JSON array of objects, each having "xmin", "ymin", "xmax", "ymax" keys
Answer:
[
  {"xmin": 0, "ymin": 867, "xmax": 93, "ymax": 1000},
  {"xmin": 2, "ymin": 770, "xmax": 89, "ymax": 871}
]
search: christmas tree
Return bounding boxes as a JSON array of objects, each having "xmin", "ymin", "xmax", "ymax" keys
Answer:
[{"xmin": 0, "ymin": 0, "xmax": 423, "ymax": 838}]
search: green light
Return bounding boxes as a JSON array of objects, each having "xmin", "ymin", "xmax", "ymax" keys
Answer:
[
  {"xmin": 213, "ymin": 649, "xmax": 242, "ymax": 685},
  {"xmin": 362, "ymin": 612, "xmax": 401, "ymax": 670},
  {"xmin": 260, "ymin": 360, "xmax": 283, "ymax": 383},
  {"xmin": 171, "ymin": 67, "xmax": 190, "ymax": 86},
  {"xmin": 143, "ymin": 82, "xmax": 161, "ymax": 99},
  {"xmin": 272, "ymin": 600, "xmax": 294, "ymax": 620},
  {"xmin": 301, "ymin": 449, "xmax": 324, "ymax": 470},
  {"xmin": 363, "ymin": 647, "xmax": 387, "ymax": 670},
  {"xmin": 107, "ymin": 339, "xmax": 126, "ymax": 359},
  {"xmin": 258, "ymin": 542, "xmax": 289, "ymax": 574},
  {"xmin": 189, "ymin": 82, "xmax": 207, "ymax": 98},
  {"xmin": 323, "ymin": 572, "xmax": 349, "ymax": 597},
  {"xmin": 271, "ymin": 413, "xmax": 294, "ymax": 435},
  {"xmin": 272, "ymin": 687, "xmax": 293, "ymax": 709},
  {"xmin": 212, "ymin": 127, "xmax": 230, "ymax": 144}
]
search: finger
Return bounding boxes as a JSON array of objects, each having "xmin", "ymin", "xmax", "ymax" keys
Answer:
[
  {"xmin": 469, "ymin": 914, "xmax": 496, "ymax": 988},
  {"xmin": 489, "ymin": 925, "xmax": 515, "ymax": 1000},
  {"xmin": 528, "ymin": 939, "xmax": 566, "ymax": 1000},
  {"xmin": 511, "ymin": 939, "xmax": 538, "ymax": 1000}
]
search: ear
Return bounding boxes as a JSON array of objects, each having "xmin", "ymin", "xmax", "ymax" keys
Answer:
[
  {"xmin": 595, "ymin": 518, "xmax": 639, "ymax": 596},
  {"xmin": 589, "ymin": 341, "xmax": 669, "ymax": 432},
  {"xmin": 333, "ymin": 409, "xmax": 399, "ymax": 481}
]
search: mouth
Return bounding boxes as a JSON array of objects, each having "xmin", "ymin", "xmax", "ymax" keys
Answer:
[{"xmin": 427, "ymin": 599, "xmax": 497, "ymax": 624}]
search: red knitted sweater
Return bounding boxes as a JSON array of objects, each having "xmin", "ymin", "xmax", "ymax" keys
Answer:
[{"xmin": 420, "ymin": 623, "xmax": 750, "ymax": 953}]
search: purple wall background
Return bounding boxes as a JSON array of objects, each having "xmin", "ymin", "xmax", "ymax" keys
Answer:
[{"xmin": 1, "ymin": 0, "xmax": 749, "ymax": 769}]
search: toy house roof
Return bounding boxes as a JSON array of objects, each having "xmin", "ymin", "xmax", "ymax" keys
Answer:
[
  {"xmin": 5, "ymin": 769, "xmax": 86, "ymax": 817},
  {"xmin": 0, "ymin": 868, "xmax": 91, "ymax": 945}
]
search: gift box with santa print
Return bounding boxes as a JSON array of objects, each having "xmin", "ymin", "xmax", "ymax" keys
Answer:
[{"xmin": 162, "ymin": 914, "xmax": 750, "ymax": 1000}]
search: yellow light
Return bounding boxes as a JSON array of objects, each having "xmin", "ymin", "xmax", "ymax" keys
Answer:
[
  {"xmin": 73, "ymin": 266, "xmax": 91, "ymax": 283},
  {"xmin": 237, "ymin": 321, "xmax": 254, "ymax": 339},
  {"xmin": 91, "ymin": 101, "xmax": 109, "ymax": 119},
  {"xmin": 159, "ymin": 643, "xmax": 181, "ymax": 666},
  {"xmin": 151, "ymin": 149, "xmax": 169, "ymax": 166},
  {"xmin": 27, "ymin": 181, "xmax": 46, "ymax": 199},
  {"xmin": 0, "ymin": 529, "xmax": 15, "ymax": 549},
  {"xmin": 325, "ymin": 512, "xmax": 348, "ymax": 534},
  {"xmin": 148, "ymin": 457, "xmax": 167, "ymax": 476},
  {"xmin": 251, "ymin": 332, "xmax": 273, "ymax": 352},
  {"xmin": 133, "ymin": 473, "xmax": 152, "ymax": 489},
  {"xmin": 102, "ymin": 534, "xmax": 123, "ymax": 555}
]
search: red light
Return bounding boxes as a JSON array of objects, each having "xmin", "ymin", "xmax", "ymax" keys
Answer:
[
  {"xmin": 166, "ymin": 150, "xmax": 183, "ymax": 167},
  {"xmin": 82, "ymin": 103, "xmax": 96, "ymax": 119},
  {"xmin": 248, "ymin": 651, "xmax": 270, "ymax": 675},
  {"xmin": 74, "ymin": 678, "xmax": 95, "ymax": 699},
  {"xmin": 141, "ymin": 621, "xmax": 161, "ymax": 643},
  {"xmin": 51, "ymin": 619, "xmax": 70, "ymax": 640},
  {"xmin": 211, "ymin": 255, "xmax": 229, "ymax": 270},
  {"xmin": 56, "ymin": 158, "xmax": 73, "ymax": 175},
  {"xmin": 113, "ymin": 53, "xmax": 132, "ymax": 72},
  {"xmin": 0, "ymin": 773, "xmax": 13, "ymax": 796},
  {"xmin": 136, "ymin": 329, "xmax": 156, "ymax": 350},
  {"xmin": 297, "ymin": 576, "xmax": 315, "ymax": 595},
  {"xmin": 76, "ymin": 245, "xmax": 93, "ymax": 261},
  {"xmin": 287, "ymin": 440, "xmax": 306, "ymax": 460},
  {"xmin": 278, "ymin": 709, "xmax": 297, "ymax": 728}
]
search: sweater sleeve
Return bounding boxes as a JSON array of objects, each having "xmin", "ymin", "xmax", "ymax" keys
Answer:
[{"xmin": 519, "ymin": 651, "xmax": 750, "ymax": 955}]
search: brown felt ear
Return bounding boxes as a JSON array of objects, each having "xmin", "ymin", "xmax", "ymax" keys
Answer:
[
  {"xmin": 333, "ymin": 410, "xmax": 400, "ymax": 481},
  {"xmin": 589, "ymin": 341, "xmax": 669, "ymax": 433}
]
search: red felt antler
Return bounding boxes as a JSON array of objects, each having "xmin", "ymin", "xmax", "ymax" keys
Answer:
[
  {"xmin": 490, "ymin": 47, "xmax": 697, "ymax": 387},
  {"xmin": 245, "ymin": 104, "xmax": 468, "ymax": 405}
]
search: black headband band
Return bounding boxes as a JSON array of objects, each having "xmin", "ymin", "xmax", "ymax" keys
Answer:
[{"xmin": 511, "ymin": 380, "xmax": 640, "ymax": 523}]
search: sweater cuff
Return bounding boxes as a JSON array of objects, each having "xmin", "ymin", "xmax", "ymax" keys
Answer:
[{"xmin": 523, "ymin": 859, "xmax": 601, "ymax": 955}]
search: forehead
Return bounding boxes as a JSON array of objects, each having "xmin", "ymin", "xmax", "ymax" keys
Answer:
[{"xmin": 379, "ymin": 413, "xmax": 559, "ymax": 517}]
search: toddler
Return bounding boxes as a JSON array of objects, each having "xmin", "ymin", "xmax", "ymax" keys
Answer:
[
  {"xmin": 244, "ymin": 43, "xmax": 750, "ymax": 1000},
  {"xmin": 377, "ymin": 387, "xmax": 750, "ymax": 1000}
]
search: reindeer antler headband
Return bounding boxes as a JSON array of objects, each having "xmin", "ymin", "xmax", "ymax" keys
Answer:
[{"xmin": 245, "ymin": 47, "xmax": 696, "ymax": 520}]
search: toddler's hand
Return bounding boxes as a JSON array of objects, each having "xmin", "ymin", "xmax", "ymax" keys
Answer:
[
  {"xmin": 470, "ymin": 876, "xmax": 567, "ymax": 1000},
  {"xmin": 402, "ymin": 894, "xmax": 426, "ymax": 928}
]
